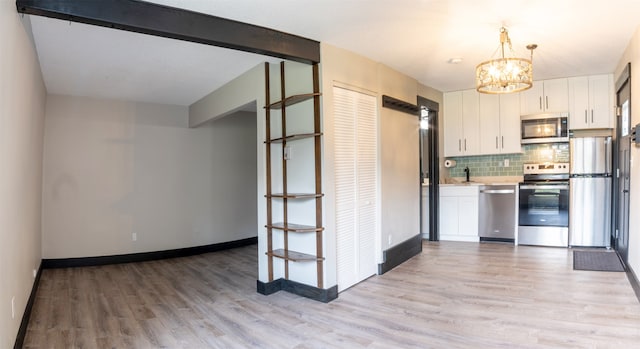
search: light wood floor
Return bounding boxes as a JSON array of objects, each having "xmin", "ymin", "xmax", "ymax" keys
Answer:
[{"xmin": 23, "ymin": 241, "xmax": 640, "ymax": 348}]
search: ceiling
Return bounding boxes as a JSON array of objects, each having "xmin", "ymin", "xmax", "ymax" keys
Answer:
[{"xmin": 29, "ymin": 0, "xmax": 640, "ymax": 106}]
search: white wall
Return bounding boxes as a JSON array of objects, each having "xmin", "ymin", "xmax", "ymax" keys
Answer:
[
  {"xmin": 42, "ymin": 95, "xmax": 257, "ymax": 258},
  {"xmin": 0, "ymin": 6, "xmax": 47, "ymax": 348},
  {"xmin": 418, "ymin": 84, "xmax": 443, "ymax": 108},
  {"xmin": 378, "ymin": 64, "xmax": 421, "ymax": 250},
  {"xmin": 189, "ymin": 63, "xmax": 264, "ymax": 128},
  {"xmin": 321, "ymin": 43, "xmax": 436, "ymax": 272},
  {"xmin": 614, "ymin": 24, "xmax": 640, "ymax": 277},
  {"xmin": 209, "ymin": 111, "xmax": 258, "ymax": 242}
]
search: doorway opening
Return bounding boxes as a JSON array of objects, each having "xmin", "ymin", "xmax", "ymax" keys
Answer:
[
  {"xmin": 198, "ymin": 101, "xmax": 260, "ymax": 283},
  {"xmin": 417, "ymin": 96, "xmax": 439, "ymax": 241}
]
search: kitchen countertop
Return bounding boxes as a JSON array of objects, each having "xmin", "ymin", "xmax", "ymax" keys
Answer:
[
  {"xmin": 441, "ymin": 176, "xmax": 522, "ymax": 186},
  {"xmin": 423, "ymin": 177, "xmax": 522, "ymax": 186},
  {"xmin": 440, "ymin": 182, "xmax": 483, "ymax": 186}
]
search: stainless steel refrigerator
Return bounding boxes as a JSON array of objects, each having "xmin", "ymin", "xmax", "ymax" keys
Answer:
[{"xmin": 569, "ymin": 136, "xmax": 612, "ymax": 247}]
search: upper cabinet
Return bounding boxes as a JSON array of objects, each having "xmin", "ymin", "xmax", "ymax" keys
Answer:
[
  {"xmin": 444, "ymin": 89, "xmax": 480, "ymax": 157},
  {"xmin": 568, "ymin": 74, "xmax": 613, "ymax": 130},
  {"xmin": 479, "ymin": 93, "xmax": 521, "ymax": 155},
  {"xmin": 520, "ymin": 78, "xmax": 569, "ymax": 115},
  {"xmin": 443, "ymin": 91, "xmax": 463, "ymax": 157},
  {"xmin": 443, "ymin": 75, "xmax": 606, "ymax": 157}
]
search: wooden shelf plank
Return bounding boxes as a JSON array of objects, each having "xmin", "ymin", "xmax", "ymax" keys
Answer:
[
  {"xmin": 266, "ymin": 248, "xmax": 324, "ymax": 262},
  {"xmin": 266, "ymin": 222, "xmax": 324, "ymax": 232},
  {"xmin": 266, "ymin": 132, "xmax": 322, "ymax": 144},
  {"xmin": 266, "ymin": 193, "xmax": 324, "ymax": 199},
  {"xmin": 266, "ymin": 93, "xmax": 321, "ymax": 109}
]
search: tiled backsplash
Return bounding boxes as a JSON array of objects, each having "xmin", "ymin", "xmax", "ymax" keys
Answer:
[{"xmin": 447, "ymin": 143, "xmax": 570, "ymax": 178}]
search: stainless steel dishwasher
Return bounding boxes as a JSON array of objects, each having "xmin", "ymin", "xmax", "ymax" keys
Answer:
[{"xmin": 478, "ymin": 185, "xmax": 516, "ymax": 243}]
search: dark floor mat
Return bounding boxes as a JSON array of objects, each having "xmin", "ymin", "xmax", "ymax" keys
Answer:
[{"xmin": 573, "ymin": 250, "xmax": 625, "ymax": 272}]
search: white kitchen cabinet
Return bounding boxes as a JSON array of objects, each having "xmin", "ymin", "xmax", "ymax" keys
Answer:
[
  {"xmin": 568, "ymin": 74, "xmax": 613, "ymax": 129},
  {"xmin": 520, "ymin": 78, "xmax": 569, "ymax": 115},
  {"xmin": 499, "ymin": 93, "xmax": 522, "ymax": 153},
  {"xmin": 443, "ymin": 91, "xmax": 463, "ymax": 157},
  {"xmin": 443, "ymin": 89, "xmax": 480, "ymax": 157},
  {"xmin": 479, "ymin": 93, "xmax": 522, "ymax": 155},
  {"xmin": 439, "ymin": 185, "xmax": 479, "ymax": 242},
  {"xmin": 478, "ymin": 94, "xmax": 500, "ymax": 154},
  {"xmin": 439, "ymin": 195, "xmax": 459, "ymax": 238}
]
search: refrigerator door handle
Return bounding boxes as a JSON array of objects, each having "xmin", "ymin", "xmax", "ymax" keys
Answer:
[{"xmin": 605, "ymin": 137, "xmax": 612, "ymax": 174}]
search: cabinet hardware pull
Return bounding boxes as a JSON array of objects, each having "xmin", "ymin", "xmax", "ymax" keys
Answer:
[
  {"xmin": 539, "ymin": 96, "xmax": 542, "ymax": 110},
  {"xmin": 464, "ymin": 139, "xmax": 467, "ymax": 151},
  {"xmin": 591, "ymin": 109, "xmax": 594, "ymax": 123},
  {"xmin": 545, "ymin": 96, "xmax": 549, "ymax": 109},
  {"xmin": 501, "ymin": 136, "xmax": 504, "ymax": 148},
  {"xmin": 585, "ymin": 110, "xmax": 588, "ymax": 123}
]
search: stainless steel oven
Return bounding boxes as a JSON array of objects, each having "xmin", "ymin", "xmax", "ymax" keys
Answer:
[{"xmin": 518, "ymin": 163, "xmax": 570, "ymax": 247}]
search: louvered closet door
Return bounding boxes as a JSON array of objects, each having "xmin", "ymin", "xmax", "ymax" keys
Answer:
[{"xmin": 333, "ymin": 86, "xmax": 378, "ymax": 292}]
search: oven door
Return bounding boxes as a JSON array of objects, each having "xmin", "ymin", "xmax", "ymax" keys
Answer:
[{"xmin": 519, "ymin": 183, "xmax": 569, "ymax": 227}]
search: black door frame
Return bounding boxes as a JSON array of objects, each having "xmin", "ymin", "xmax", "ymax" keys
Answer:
[
  {"xmin": 613, "ymin": 63, "xmax": 631, "ymax": 264},
  {"xmin": 417, "ymin": 96, "xmax": 439, "ymax": 241}
]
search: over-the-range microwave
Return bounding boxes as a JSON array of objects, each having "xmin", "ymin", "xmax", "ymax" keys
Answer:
[{"xmin": 520, "ymin": 113, "xmax": 569, "ymax": 144}]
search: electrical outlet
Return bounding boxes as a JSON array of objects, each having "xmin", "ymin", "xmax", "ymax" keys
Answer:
[
  {"xmin": 504, "ymin": 159, "xmax": 510, "ymax": 167},
  {"xmin": 32, "ymin": 269, "xmax": 37, "ymax": 278},
  {"xmin": 388, "ymin": 235, "xmax": 392, "ymax": 245},
  {"xmin": 11, "ymin": 297, "xmax": 15, "ymax": 319},
  {"xmin": 132, "ymin": 233, "xmax": 137, "ymax": 241}
]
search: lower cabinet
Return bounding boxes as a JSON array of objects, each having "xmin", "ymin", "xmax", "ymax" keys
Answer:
[{"xmin": 439, "ymin": 185, "xmax": 479, "ymax": 242}]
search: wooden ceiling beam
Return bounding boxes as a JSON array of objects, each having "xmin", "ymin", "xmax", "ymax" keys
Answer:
[{"xmin": 16, "ymin": 0, "xmax": 320, "ymax": 64}]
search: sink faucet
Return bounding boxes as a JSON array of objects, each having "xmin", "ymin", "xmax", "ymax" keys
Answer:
[{"xmin": 464, "ymin": 166, "xmax": 470, "ymax": 182}]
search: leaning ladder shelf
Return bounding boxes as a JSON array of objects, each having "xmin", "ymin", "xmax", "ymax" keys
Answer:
[{"xmin": 264, "ymin": 61, "xmax": 324, "ymax": 288}]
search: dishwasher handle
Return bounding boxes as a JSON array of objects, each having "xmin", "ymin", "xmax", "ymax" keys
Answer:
[{"xmin": 479, "ymin": 189, "xmax": 515, "ymax": 194}]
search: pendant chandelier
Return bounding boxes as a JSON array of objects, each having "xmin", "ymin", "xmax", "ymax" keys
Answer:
[{"xmin": 475, "ymin": 27, "xmax": 537, "ymax": 94}]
